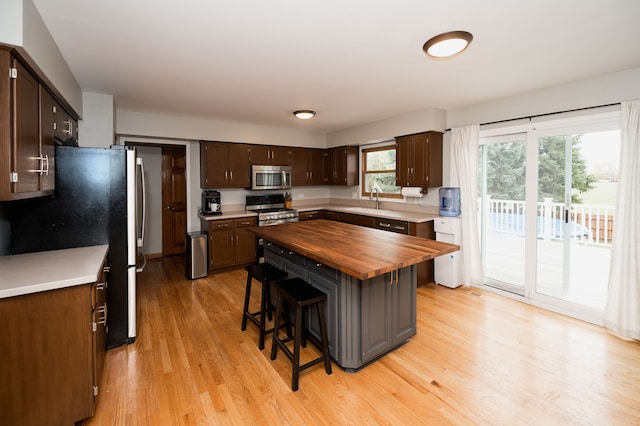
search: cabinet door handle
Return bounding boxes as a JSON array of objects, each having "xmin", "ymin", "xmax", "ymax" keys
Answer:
[
  {"xmin": 63, "ymin": 119, "xmax": 73, "ymax": 135},
  {"xmin": 97, "ymin": 304, "xmax": 107, "ymax": 325},
  {"xmin": 225, "ymin": 171, "xmax": 228, "ymax": 181},
  {"xmin": 230, "ymin": 171, "xmax": 233, "ymax": 181},
  {"xmin": 379, "ymin": 222, "xmax": 391, "ymax": 228},
  {"xmin": 389, "ymin": 270, "xmax": 398, "ymax": 285},
  {"xmin": 35, "ymin": 156, "xmax": 44, "ymax": 175}
]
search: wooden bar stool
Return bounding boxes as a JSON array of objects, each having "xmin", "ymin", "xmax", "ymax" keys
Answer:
[
  {"xmin": 241, "ymin": 263, "xmax": 287, "ymax": 350},
  {"xmin": 270, "ymin": 277, "xmax": 332, "ymax": 391}
]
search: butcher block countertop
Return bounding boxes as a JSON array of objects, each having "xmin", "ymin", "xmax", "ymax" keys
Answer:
[
  {"xmin": 0, "ymin": 245, "xmax": 109, "ymax": 299},
  {"xmin": 249, "ymin": 219, "xmax": 458, "ymax": 280}
]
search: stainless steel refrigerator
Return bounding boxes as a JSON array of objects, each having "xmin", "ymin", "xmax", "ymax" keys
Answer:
[{"xmin": 7, "ymin": 145, "xmax": 146, "ymax": 348}]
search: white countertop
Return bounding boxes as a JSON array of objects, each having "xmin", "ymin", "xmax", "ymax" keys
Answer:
[
  {"xmin": 200, "ymin": 210, "xmax": 256, "ymax": 220},
  {"xmin": 200, "ymin": 205, "xmax": 437, "ymax": 223},
  {"xmin": 297, "ymin": 205, "xmax": 438, "ymax": 223},
  {"xmin": 0, "ymin": 245, "xmax": 109, "ymax": 299}
]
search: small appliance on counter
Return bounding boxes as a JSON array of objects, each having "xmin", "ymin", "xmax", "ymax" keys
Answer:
[
  {"xmin": 439, "ymin": 187, "xmax": 461, "ymax": 217},
  {"xmin": 202, "ymin": 190, "xmax": 222, "ymax": 215}
]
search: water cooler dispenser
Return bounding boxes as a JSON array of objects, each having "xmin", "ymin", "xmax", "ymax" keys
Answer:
[
  {"xmin": 439, "ymin": 187, "xmax": 460, "ymax": 217},
  {"xmin": 435, "ymin": 187, "xmax": 462, "ymax": 288},
  {"xmin": 434, "ymin": 217, "xmax": 462, "ymax": 288}
]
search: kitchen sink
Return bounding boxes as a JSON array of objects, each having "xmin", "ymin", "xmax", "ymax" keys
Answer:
[{"xmin": 342, "ymin": 206, "xmax": 408, "ymax": 219}]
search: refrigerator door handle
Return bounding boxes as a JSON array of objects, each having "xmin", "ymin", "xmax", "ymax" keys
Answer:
[
  {"xmin": 136, "ymin": 156, "xmax": 147, "ymax": 273},
  {"xmin": 137, "ymin": 157, "xmax": 146, "ymax": 249}
]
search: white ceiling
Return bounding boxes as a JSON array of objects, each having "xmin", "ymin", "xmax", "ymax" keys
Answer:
[{"xmin": 33, "ymin": 0, "xmax": 640, "ymax": 133}]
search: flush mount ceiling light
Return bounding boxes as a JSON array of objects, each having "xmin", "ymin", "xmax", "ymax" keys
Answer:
[
  {"xmin": 293, "ymin": 110, "xmax": 316, "ymax": 120},
  {"xmin": 423, "ymin": 31, "xmax": 473, "ymax": 59}
]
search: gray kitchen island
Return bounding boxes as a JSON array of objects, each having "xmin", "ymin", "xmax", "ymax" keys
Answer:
[{"xmin": 249, "ymin": 220, "xmax": 458, "ymax": 371}]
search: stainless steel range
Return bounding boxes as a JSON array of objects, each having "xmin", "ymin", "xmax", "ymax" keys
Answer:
[
  {"xmin": 245, "ymin": 194, "xmax": 298, "ymax": 226},
  {"xmin": 246, "ymin": 194, "xmax": 298, "ymax": 261}
]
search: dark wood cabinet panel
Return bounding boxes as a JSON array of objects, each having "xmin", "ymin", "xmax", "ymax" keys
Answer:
[
  {"xmin": 0, "ymin": 269, "xmax": 107, "ymax": 425},
  {"xmin": 204, "ymin": 217, "xmax": 257, "ymax": 271},
  {"xmin": 340, "ymin": 212, "xmax": 376, "ymax": 228},
  {"xmin": 0, "ymin": 47, "xmax": 78, "ymax": 200},
  {"xmin": 395, "ymin": 131, "xmax": 443, "ymax": 189},
  {"xmin": 308, "ymin": 148, "xmax": 325, "ymax": 185},
  {"xmin": 200, "ymin": 141, "xmax": 228, "ymax": 187},
  {"xmin": 234, "ymin": 218, "xmax": 258, "ymax": 265},
  {"xmin": 200, "ymin": 141, "xmax": 251, "ymax": 188},
  {"xmin": 53, "ymin": 99, "xmax": 77, "ymax": 143},
  {"xmin": 325, "ymin": 146, "xmax": 358, "ymax": 186},
  {"xmin": 13, "ymin": 59, "xmax": 41, "ymax": 195},
  {"xmin": 291, "ymin": 147, "xmax": 326, "ymax": 186},
  {"xmin": 210, "ymin": 228, "xmax": 236, "ymax": 269},
  {"xmin": 250, "ymin": 145, "xmax": 291, "ymax": 166},
  {"xmin": 290, "ymin": 147, "xmax": 308, "ymax": 186},
  {"xmin": 228, "ymin": 144, "xmax": 251, "ymax": 187},
  {"xmin": 39, "ymin": 88, "xmax": 56, "ymax": 191},
  {"xmin": 298, "ymin": 210, "xmax": 323, "ymax": 221}
]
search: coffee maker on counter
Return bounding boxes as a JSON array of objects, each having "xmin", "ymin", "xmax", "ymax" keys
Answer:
[{"xmin": 202, "ymin": 190, "xmax": 222, "ymax": 216}]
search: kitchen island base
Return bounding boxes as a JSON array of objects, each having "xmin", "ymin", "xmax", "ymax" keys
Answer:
[{"xmin": 264, "ymin": 241, "xmax": 417, "ymax": 371}]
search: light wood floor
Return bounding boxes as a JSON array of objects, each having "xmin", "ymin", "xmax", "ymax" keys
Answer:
[{"xmin": 83, "ymin": 256, "xmax": 640, "ymax": 425}]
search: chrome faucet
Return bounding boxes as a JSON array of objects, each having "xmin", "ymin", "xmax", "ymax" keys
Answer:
[{"xmin": 370, "ymin": 187, "xmax": 382, "ymax": 209}]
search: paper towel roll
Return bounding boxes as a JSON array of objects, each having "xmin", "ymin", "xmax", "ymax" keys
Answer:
[{"xmin": 401, "ymin": 187, "xmax": 424, "ymax": 198}]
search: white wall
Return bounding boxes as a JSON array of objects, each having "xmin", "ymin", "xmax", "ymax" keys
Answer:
[
  {"xmin": 447, "ymin": 67, "xmax": 640, "ymax": 129},
  {"xmin": 326, "ymin": 107, "xmax": 447, "ymax": 147},
  {"xmin": 0, "ymin": 0, "xmax": 83, "ymax": 116},
  {"xmin": 0, "ymin": 0, "xmax": 22, "ymax": 46},
  {"xmin": 78, "ymin": 93, "xmax": 115, "ymax": 148},
  {"xmin": 116, "ymin": 109, "xmax": 326, "ymax": 148}
]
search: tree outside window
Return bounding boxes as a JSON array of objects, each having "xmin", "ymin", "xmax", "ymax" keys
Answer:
[{"xmin": 361, "ymin": 145, "xmax": 401, "ymax": 198}]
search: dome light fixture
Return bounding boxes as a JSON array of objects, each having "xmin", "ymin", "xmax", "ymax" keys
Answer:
[
  {"xmin": 293, "ymin": 110, "xmax": 316, "ymax": 120},
  {"xmin": 423, "ymin": 31, "xmax": 473, "ymax": 59}
]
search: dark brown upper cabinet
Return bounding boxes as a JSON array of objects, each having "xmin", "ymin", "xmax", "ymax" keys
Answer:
[
  {"xmin": 0, "ymin": 47, "xmax": 75, "ymax": 200},
  {"xmin": 200, "ymin": 141, "xmax": 252, "ymax": 188},
  {"xmin": 291, "ymin": 147, "xmax": 325, "ymax": 186},
  {"xmin": 325, "ymin": 146, "xmax": 359, "ymax": 186},
  {"xmin": 395, "ymin": 131, "xmax": 443, "ymax": 189},
  {"xmin": 249, "ymin": 145, "xmax": 291, "ymax": 166}
]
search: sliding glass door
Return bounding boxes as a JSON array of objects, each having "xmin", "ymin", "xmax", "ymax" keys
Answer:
[
  {"xmin": 479, "ymin": 114, "xmax": 620, "ymax": 323},
  {"xmin": 535, "ymin": 130, "xmax": 619, "ymax": 312},
  {"xmin": 478, "ymin": 134, "xmax": 527, "ymax": 295}
]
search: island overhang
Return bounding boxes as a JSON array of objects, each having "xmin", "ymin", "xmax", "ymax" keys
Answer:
[{"xmin": 248, "ymin": 219, "xmax": 459, "ymax": 280}]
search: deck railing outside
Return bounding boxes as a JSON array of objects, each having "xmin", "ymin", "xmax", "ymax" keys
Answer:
[{"xmin": 482, "ymin": 197, "xmax": 615, "ymax": 246}]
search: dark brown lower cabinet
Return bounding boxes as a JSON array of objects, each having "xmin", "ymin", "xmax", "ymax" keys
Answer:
[
  {"xmin": 203, "ymin": 217, "xmax": 257, "ymax": 272},
  {"xmin": 0, "ymin": 271, "xmax": 107, "ymax": 426}
]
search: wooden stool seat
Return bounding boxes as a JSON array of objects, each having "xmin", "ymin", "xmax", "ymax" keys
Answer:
[
  {"xmin": 270, "ymin": 277, "xmax": 332, "ymax": 391},
  {"xmin": 241, "ymin": 263, "xmax": 287, "ymax": 350}
]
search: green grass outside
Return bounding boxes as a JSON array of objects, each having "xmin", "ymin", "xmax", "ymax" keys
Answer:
[{"xmin": 576, "ymin": 182, "xmax": 617, "ymax": 205}]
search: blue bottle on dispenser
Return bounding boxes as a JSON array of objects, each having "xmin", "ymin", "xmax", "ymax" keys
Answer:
[{"xmin": 439, "ymin": 187, "xmax": 461, "ymax": 217}]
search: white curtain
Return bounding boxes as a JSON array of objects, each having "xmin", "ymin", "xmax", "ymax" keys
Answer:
[
  {"xmin": 604, "ymin": 100, "xmax": 640, "ymax": 340},
  {"xmin": 450, "ymin": 125, "xmax": 483, "ymax": 286}
]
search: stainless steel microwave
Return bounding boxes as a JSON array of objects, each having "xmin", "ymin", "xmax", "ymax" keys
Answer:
[{"xmin": 251, "ymin": 165, "xmax": 292, "ymax": 190}]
